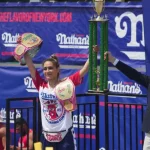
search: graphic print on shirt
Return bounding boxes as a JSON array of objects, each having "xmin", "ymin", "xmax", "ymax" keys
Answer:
[{"xmin": 41, "ymin": 92, "xmax": 66, "ymax": 124}]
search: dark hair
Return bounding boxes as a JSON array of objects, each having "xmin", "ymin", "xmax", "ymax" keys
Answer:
[
  {"xmin": 15, "ymin": 117, "xmax": 27, "ymax": 126},
  {"xmin": 42, "ymin": 55, "xmax": 60, "ymax": 68}
]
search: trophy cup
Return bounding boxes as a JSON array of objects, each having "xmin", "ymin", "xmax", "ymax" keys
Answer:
[
  {"xmin": 14, "ymin": 33, "xmax": 42, "ymax": 65},
  {"xmin": 94, "ymin": 0, "xmax": 105, "ymax": 21},
  {"xmin": 88, "ymin": 0, "xmax": 108, "ymax": 93}
]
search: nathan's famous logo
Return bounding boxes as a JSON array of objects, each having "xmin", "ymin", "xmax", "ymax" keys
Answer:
[
  {"xmin": 115, "ymin": 12, "xmax": 144, "ymax": 47},
  {"xmin": 56, "ymin": 33, "xmax": 89, "ymax": 49},
  {"xmin": 0, "ymin": 108, "xmax": 21, "ymax": 123},
  {"xmin": 108, "ymin": 81, "xmax": 142, "ymax": 94},
  {"xmin": 2, "ymin": 32, "xmax": 20, "ymax": 47},
  {"xmin": 115, "ymin": 12, "xmax": 145, "ymax": 60},
  {"xmin": 41, "ymin": 92, "xmax": 65, "ymax": 124},
  {"xmin": 24, "ymin": 76, "xmax": 38, "ymax": 93},
  {"xmin": 24, "ymin": 77, "xmax": 142, "ymax": 94},
  {"xmin": 73, "ymin": 113, "xmax": 96, "ymax": 129}
]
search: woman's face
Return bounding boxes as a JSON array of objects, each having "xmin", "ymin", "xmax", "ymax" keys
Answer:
[{"xmin": 43, "ymin": 61, "xmax": 59, "ymax": 81}]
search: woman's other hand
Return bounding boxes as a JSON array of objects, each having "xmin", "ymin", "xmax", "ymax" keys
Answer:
[{"xmin": 17, "ymin": 36, "xmax": 22, "ymax": 44}]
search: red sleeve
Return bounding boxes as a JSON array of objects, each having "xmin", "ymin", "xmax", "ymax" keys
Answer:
[
  {"xmin": 32, "ymin": 70, "xmax": 47, "ymax": 91},
  {"xmin": 69, "ymin": 71, "xmax": 83, "ymax": 86}
]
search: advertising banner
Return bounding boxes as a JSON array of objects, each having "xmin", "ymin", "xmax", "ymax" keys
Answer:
[{"xmin": 0, "ymin": 2, "xmax": 144, "ymax": 67}]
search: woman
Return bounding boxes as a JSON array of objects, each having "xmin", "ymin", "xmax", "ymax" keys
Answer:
[{"xmin": 17, "ymin": 37, "xmax": 90, "ymax": 150}]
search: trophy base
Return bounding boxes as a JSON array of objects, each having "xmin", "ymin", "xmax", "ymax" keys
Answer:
[
  {"xmin": 88, "ymin": 89, "xmax": 109, "ymax": 94},
  {"xmin": 96, "ymin": 16, "xmax": 106, "ymax": 21},
  {"xmin": 89, "ymin": 17, "xmax": 108, "ymax": 22},
  {"xmin": 104, "ymin": 89, "xmax": 109, "ymax": 93}
]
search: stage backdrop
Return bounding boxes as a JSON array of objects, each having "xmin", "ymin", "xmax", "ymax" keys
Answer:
[
  {"xmin": 0, "ymin": 2, "xmax": 145, "ymax": 67},
  {"xmin": 0, "ymin": 2, "xmax": 147, "ymax": 150}
]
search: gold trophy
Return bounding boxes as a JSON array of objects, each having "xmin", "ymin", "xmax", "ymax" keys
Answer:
[
  {"xmin": 93, "ymin": 0, "xmax": 105, "ymax": 21},
  {"xmin": 89, "ymin": 0, "xmax": 108, "ymax": 93}
]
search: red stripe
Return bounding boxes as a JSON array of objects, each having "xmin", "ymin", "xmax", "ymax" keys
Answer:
[
  {"xmin": 140, "ymin": 140, "xmax": 143, "ymax": 144},
  {"xmin": 23, "ymin": 99, "xmax": 38, "ymax": 102},
  {"xmin": 75, "ymin": 134, "xmax": 96, "ymax": 139},
  {"xmin": 99, "ymin": 102, "xmax": 105, "ymax": 106},
  {"xmin": 55, "ymin": 53, "xmax": 88, "ymax": 58},
  {"xmin": 100, "ymin": 102, "xmax": 142, "ymax": 109},
  {"xmin": 10, "ymin": 129, "xmax": 14, "ymax": 133},
  {"xmin": 1, "ymin": 51, "xmax": 14, "ymax": 56}
]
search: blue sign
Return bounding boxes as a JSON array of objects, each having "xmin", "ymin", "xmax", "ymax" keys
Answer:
[{"xmin": 0, "ymin": 2, "xmax": 145, "ymax": 67}]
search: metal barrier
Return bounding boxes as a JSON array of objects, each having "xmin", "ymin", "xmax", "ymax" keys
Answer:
[
  {"xmin": 6, "ymin": 97, "xmax": 40, "ymax": 150},
  {"xmin": 5, "ymin": 95, "xmax": 99, "ymax": 150},
  {"xmin": 75, "ymin": 94, "xmax": 100, "ymax": 150},
  {"xmin": 76, "ymin": 93, "xmax": 147, "ymax": 150},
  {"xmin": 5, "ymin": 93, "xmax": 147, "ymax": 150},
  {"xmin": 105, "ymin": 92, "xmax": 147, "ymax": 150},
  {"xmin": 106, "ymin": 101, "xmax": 146, "ymax": 150}
]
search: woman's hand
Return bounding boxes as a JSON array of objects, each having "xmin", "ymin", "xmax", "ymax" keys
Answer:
[
  {"xmin": 92, "ymin": 45, "xmax": 116, "ymax": 64},
  {"xmin": 93, "ymin": 45, "xmax": 99, "ymax": 53},
  {"xmin": 104, "ymin": 51, "xmax": 116, "ymax": 63},
  {"xmin": 17, "ymin": 36, "xmax": 22, "ymax": 44}
]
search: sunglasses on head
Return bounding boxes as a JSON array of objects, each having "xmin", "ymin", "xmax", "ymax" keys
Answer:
[{"xmin": 43, "ymin": 66, "xmax": 54, "ymax": 70}]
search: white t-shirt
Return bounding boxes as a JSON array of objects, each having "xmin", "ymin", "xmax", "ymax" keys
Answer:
[{"xmin": 32, "ymin": 71, "xmax": 82, "ymax": 133}]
